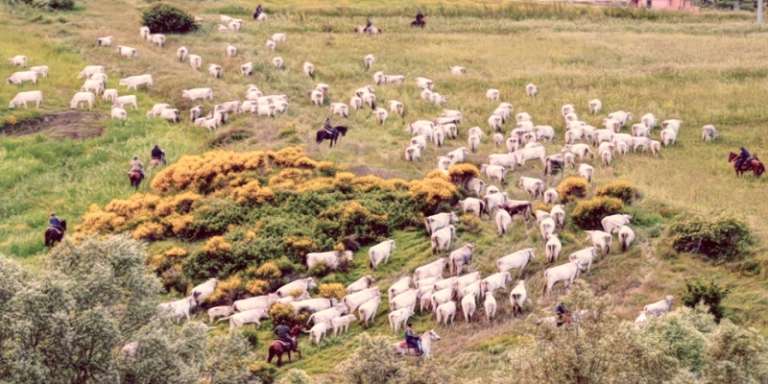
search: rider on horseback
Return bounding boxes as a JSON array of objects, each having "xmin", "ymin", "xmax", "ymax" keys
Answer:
[
  {"xmin": 404, "ymin": 323, "xmax": 423, "ymax": 355},
  {"xmin": 363, "ymin": 17, "xmax": 373, "ymax": 33},
  {"xmin": 555, "ymin": 302, "xmax": 570, "ymax": 327},
  {"xmin": 49, "ymin": 212, "xmax": 63, "ymax": 232},
  {"xmin": 151, "ymin": 145, "xmax": 166, "ymax": 166},
  {"xmin": 323, "ymin": 117, "xmax": 334, "ymax": 134},
  {"xmin": 735, "ymin": 147, "xmax": 751, "ymax": 170},
  {"xmin": 129, "ymin": 155, "xmax": 144, "ymax": 177},
  {"xmin": 274, "ymin": 322, "xmax": 295, "ymax": 350},
  {"xmin": 253, "ymin": 4, "xmax": 263, "ymax": 19}
]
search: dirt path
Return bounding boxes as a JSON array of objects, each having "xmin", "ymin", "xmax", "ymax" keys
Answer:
[{"xmin": 1, "ymin": 111, "xmax": 104, "ymax": 139}]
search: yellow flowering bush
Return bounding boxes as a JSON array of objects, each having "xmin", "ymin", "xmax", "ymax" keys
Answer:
[
  {"xmin": 230, "ymin": 181, "xmax": 274, "ymax": 205},
  {"xmin": 318, "ymin": 283, "xmax": 346, "ymax": 300},
  {"xmin": 557, "ymin": 176, "xmax": 589, "ymax": 202},
  {"xmin": 203, "ymin": 236, "xmax": 232, "ymax": 255},
  {"xmin": 132, "ymin": 222, "xmax": 166, "ymax": 241},
  {"xmin": 207, "ymin": 275, "xmax": 244, "ymax": 304}
]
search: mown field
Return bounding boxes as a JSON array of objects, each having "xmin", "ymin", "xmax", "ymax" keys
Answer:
[{"xmin": 1, "ymin": 0, "xmax": 767, "ymax": 382}]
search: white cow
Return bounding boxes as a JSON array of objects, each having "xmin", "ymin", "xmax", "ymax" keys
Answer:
[
  {"xmin": 545, "ymin": 235, "xmax": 562, "ymax": 263},
  {"xmin": 413, "ymin": 258, "xmax": 447, "ymax": 281},
  {"xmin": 358, "ymin": 296, "xmax": 381, "ymax": 326},
  {"xmin": 431, "ymin": 225, "xmax": 456, "ymax": 253},
  {"xmin": 388, "ymin": 276, "xmax": 412, "ymax": 299},
  {"xmin": 276, "ymin": 277, "xmax": 317, "ymax": 298},
  {"xmin": 109, "ymin": 107, "xmax": 128, "ymax": 120},
  {"xmin": 189, "ymin": 54, "xmax": 202, "ymax": 70},
  {"xmin": 434, "ymin": 301, "xmax": 456, "ymax": 326},
  {"xmin": 509, "ymin": 280, "xmax": 528, "ymax": 316},
  {"xmin": 309, "ymin": 322, "xmax": 330, "ymax": 345},
  {"xmin": 291, "ymin": 298, "xmax": 334, "ymax": 313},
  {"xmin": 233, "ymin": 293, "xmax": 279, "ymax": 312},
  {"xmin": 207, "ymin": 305, "xmax": 234, "ymax": 323},
  {"xmin": 601, "ymin": 214, "xmax": 632, "ymax": 234},
  {"xmin": 332, "ymin": 314, "xmax": 357, "ymax": 336},
  {"xmin": 480, "ymin": 272, "xmax": 511, "ymax": 295},
  {"xmin": 449, "ymin": 244, "xmax": 474, "ymax": 275},
  {"xmin": 9, "ymin": 90, "xmax": 42, "ymax": 109},
  {"xmin": 157, "ymin": 297, "xmax": 195, "ymax": 322},
  {"xmin": 390, "ymin": 289, "xmax": 418, "ymax": 311},
  {"xmin": 425, "ymin": 212, "xmax": 458, "ymax": 234},
  {"xmin": 369, "ymin": 239, "xmax": 396, "ymax": 270},
  {"xmin": 589, "ymin": 99, "xmax": 602, "ymax": 114},
  {"xmin": 389, "ymin": 307, "xmax": 414, "ymax": 333},
  {"xmin": 344, "ymin": 287, "xmax": 380, "ymax": 312},
  {"xmin": 518, "ymin": 176, "xmax": 545, "ymax": 198},
  {"xmin": 190, "ymin": 278, "xmax": 218, "ymax": 305},
  {"xmin": 460, "ymin": 197, "xmax": 485, "ymax": 217},
  {"xmin": 618, "ymin": 225, "xmax": 636, "ymax": 251},
  {"xmin": 496, "ymin": 248, "xmax": 534, "ymax": 274},
  {"xmin": 568, "ymin": 247, "xmax": 597, "ymax": 272},
  {"xmin": 543, "ymin": 261, "xmax": 581, "ymax": 296},
  {"xmin": 7, "ymin": 71, "xmax": 38, "ymax": 85},
  {"xmin": 644, "ymin": 295, "xmax": 673, "ymax": 316},
  {"xmin": 70, "ymin": 92, "xmax": 95, "ymax": 110},
  {"xmin": 495, "ymin": 209, "xmax": 512, "ymax": 235},
  {"xmin": 347, "ymin": 275, "xmax": 374, "ymax": 294},
  {"xmin": 461, "ymin": 294, "xmax": 476, "ymax": 322}
]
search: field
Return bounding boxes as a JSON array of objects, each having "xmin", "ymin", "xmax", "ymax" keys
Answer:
[{"xmin": 1, "ymin": 0, "xmax": 767, "ymax": 382}]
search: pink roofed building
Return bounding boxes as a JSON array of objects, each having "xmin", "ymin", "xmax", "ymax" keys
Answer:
[{"xmin": 629, "ymin": 0, "xmax": 700, "ymax": 12}]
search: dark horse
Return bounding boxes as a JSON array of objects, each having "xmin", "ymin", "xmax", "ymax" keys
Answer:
[
  {"xmin": 129, "ymin": 170, "xmax": 144, "ymax": 189},
  {"xmin": 44, "ymin": 220, "xmax": 66, "ymax": 247},
  {"xmin": 728, "ymin": 152, "xmax": 765, "ymax": 177},
  {"xmin": 411, "ymin": 12, "xmax": 426, "ymax": 28},
  {"xmin": 316, "ymin": 126, "xmax": 348, "ymax": 148},
  {"xmin": 266, "ymin": 325, "xmax": 302, "ymax": 366}
]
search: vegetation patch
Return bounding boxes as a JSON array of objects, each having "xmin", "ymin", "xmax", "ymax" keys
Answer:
[
  {"xmin": 142, "ymin": 4, "xmax": 197, "ymax": 34},
  {"xmin": 670, "ymin": 216, "xmax": 753, "ymax": 262},
  {"xmin": 78, "ymin": 147, "xmax": 457, "ymax": 295},
  {"xmin": 571, "ymin": 196, "xmax": 624, "ymax": 229},
  {"xmin": 596, "ymin": 179, "xmax": 640, "ymax": 204}
]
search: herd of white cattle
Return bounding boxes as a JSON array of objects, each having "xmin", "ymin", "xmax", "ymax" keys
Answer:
[{"xmin": 7, "ymin": 13, "xmax": 694, "ymax": 350}]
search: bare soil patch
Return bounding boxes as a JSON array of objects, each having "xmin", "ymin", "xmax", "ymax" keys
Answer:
[{"xmin": 1, "ymin": 111, "xmax": 104, "ymax": 139}]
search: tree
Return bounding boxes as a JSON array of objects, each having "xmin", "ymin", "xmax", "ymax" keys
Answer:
[{"xmin": 0, "ymin": 236, "xmax": 254, "ymax": 384}]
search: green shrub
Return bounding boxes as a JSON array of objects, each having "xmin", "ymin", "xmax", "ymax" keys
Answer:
[
  {"xmin": 670, "ymin": 216, "xmax": 753, "ymax": 262},
  {"xmin": 142, "ymin": 4, "xmax": 197, "ymax": 34},
  {"xmin": 48, "ymin": 0, "xmax": 74, "ymax": 9},
  {"xmin": 269, "ymin": 303, "xmax": 299, "ymax": 327},
  {"xmin": 596, "ymin": 179, "xmax": 640, "ymax": 204},
  {"xmin": 571, "ymin": 196, "xmax": 623, "ymax": 229},
  {"xmin": 308, "ymin": 261, "xmax": 332, "ymax": 277},
  {"xmin": 557, "ymin": 176, "xmax": 589, "ymax": 202},
  {"xmin": 683, "ymin": 279, "xmax": 730, "ymax": 322},
  {"xmin": 240, "ymin": 327, "xmax": 260, "ymax": 348}
]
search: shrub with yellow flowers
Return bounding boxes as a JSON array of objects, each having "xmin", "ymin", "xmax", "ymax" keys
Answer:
[{"xmin": 318, "ymin": 283, "xmax": 346, "ymax": 300}]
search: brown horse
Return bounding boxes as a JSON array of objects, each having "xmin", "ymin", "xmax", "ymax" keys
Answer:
[
  {"xmin": 266, "ymin": 325, "xmax": 303, "ymax": 366},
  {"xmin": 728, "ymin": 152, "xmax": 765, "ymax": 177},
  {"xmin": 44, "ymin": 220, "xmax": 66, "ymax": 247},
  {"xmin": 129, "ymin": 170, "xmax": 144, "ymax": 189}
]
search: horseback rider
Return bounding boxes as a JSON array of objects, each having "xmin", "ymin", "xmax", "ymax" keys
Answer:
[
  {"xmin": 150, "ymin": 144, "xmax": 166, "ymax": 166},
  {"xmin": 555, "ymin": 302, "xmax": 570, "ymax": 327},
  {"xmin": 274, "ymin": 322, "xmax": 294, "ymax": 350},
  {"xmin": 129, "ymin": 155, "xmax": 144, "ymax": 176},
  {"xmin": 49, "ymin": 212, "xmax": 63, "ymax": 232},
  {"xmin": 323, "ymin": 117, "xmax": 334, "ymax": 134},
  {"xmin": 363, "ymin": 17, "xmax": 373, "ymax": 33},
  {"xmin": 253, "ymin": 4, "xmax": 263, "ymax": 19},
  {"xmin": 735, "ymin": 147, "xmax": 751, "ymax": 170},
  {"xmin": 404, "ymin": 323, "xmax": 422, "ymax": 355}
]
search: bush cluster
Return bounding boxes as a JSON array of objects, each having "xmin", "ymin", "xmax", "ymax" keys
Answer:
[
  {"xmin": 556, "ymin": 176, "xmax": 589, "ymax": 202},
  {"xmin": 571, "ymin": 196, "xmax": 624, "ymax": 229},
  {"xmin": 141, "ymin": 4, "xmax": 198, "ymax": 34},
  {"xmin": 596, "ymin": 179, "xmax": 640, "ymax": 204},
  {"xmin": 670, "ymin": 216, "xmax": 753, "ymax": 262},
  {"xmin": 683, "ymin": 279, "xmax": 730, "ymax": 322}
]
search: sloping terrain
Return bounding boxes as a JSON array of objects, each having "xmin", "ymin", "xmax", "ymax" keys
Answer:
[{"xmin": 0, "ymin": 1, "xmax": 767, "ymax": 382}]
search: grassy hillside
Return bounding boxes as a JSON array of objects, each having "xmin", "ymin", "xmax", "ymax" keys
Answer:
[{"xmin": 1, "ymin": 0, "xmax": 767, "ymax": 382}]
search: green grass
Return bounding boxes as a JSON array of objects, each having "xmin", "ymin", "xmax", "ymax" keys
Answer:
[{"xmin": 3, "ymin": 0, "xmax": 768, "ymax": 381}]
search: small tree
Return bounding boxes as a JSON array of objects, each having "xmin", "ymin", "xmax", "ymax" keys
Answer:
[
  {"xmin": 142, "ymin": 4, "xmax": 198, "ymax": 34},
  {"xmin": 682, "ymin": 279, "xmax": 730, "ymax": 323}
]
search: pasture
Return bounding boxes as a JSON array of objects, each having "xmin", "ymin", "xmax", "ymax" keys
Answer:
[{"xmin": 1, "ymin": 0, "xmax": 767, "ymax": 382}]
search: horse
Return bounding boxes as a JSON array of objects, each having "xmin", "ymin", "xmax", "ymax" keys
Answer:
[
  {"xmin": 315, "ymin": 126, "xmax": 348, "ymax": 148},
  {"xmin": 411, "ymin": 13, "xmax": 426, "ymax": 28},
  {"xmin": 129, "ymin": 170, "xmax": 144, "ymax": 189},
  {"xmin": 266, "ymin": 325, "xmax": 303, "ymax": 366},
  {"xmin": 393, "ymin": 329, "xmax": 441, "ymax": 359},
  {"xmin": 728, "ymin": 152, "xmax": 765, "ymax": 177},
  {"xmin": 44, "ymin": 220, "xmax": 67, "ymax": 247}
]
